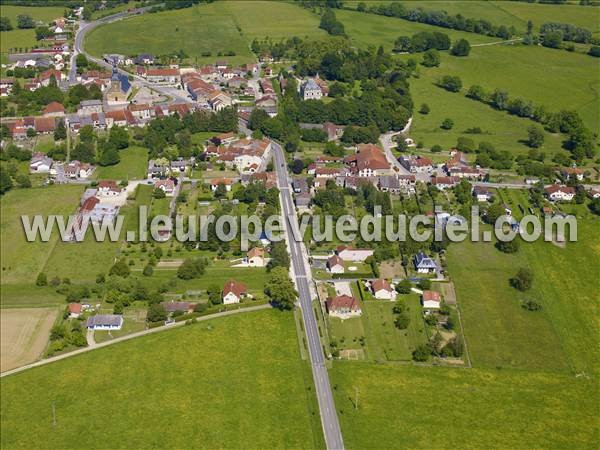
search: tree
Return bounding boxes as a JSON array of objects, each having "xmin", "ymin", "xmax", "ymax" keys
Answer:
[
  {"xmin": 0, "ymin": 17, "xmax": 13, "ymax": 31},
  {"xmin": 267, "ymin": 241, "xmax": 290, "ymax": 271},
  {"xmin": 439, "ymin": 75, "xmax": 462, "ymax": 92},
  {"xmin": 36, "ymin": 272, "xmax": 47, "ymax": 286},
  {"xmin": 419, "ymin": 103, "xmax": 430, "ymax": 115},
  {"xmin": 76, "ymin": 53, "xmax": 88, "ymax": 70},
  {"xmin": 17, "ymin": 14, "xmax": 35, "ymax": 29},
  {"xmin": 496, "ymin": 239, "xmax": 520, "ymax": 254},
  {"xmin": 146, "ymin": 303, "xmax": 167, "ymax": 323},
  {"xmin": 177, "ymin": 258, "xmax": 207, "ymax": 280},
  {"xmin": 589, "ymin": 197, "xmax": 600, "ymax": 216},
  {"xmin": 15, "ymin": 174, "xmax": 31, "ymax": 188},
  {"xmin": 152, "ymin": 187, "xmax": 166, "ymax": 199},
  {"xmin": 0, "ymin": 168, "xmax": 13, "ymax": 195},
  {"xmin": 99, "ymin": 144, "xmax": 120, "ymax": 166},
  {"xmin": 54, "ymin": 119, "xmax": 67, "ymax": 140},
  {"xmin": 395, "ymin": 279, "xmax": 412, "ymax": 294},
  {"xmin": 511, "ymin": 268, "xmax": 534, "ymax": 292},
  {"xmin": 542, "ymin": 30, "xmax": 563, "ymax": 48},
  {"xmin": 394, "ymin": 313, "xmax": 410, "ymax": 329},
  {"xmin": 412, "ymin": 344, "xmax": 432, "ymax": 362},
  {"xmin": 143, "ymin": 264, "xmax": 154, "ymax": 277},
  {"xmin": 109, "ymin": 259, "xmax": 130, "ymax": 278},
  {"xmin": 527, "ymin": 126, "xmax": 545, "ymax": 148},
  {"xmin": 421, "ymin": 49, "xmax": 440, "ymax": 67},
  {"xmin": 484, "ymin": 203, "xmax": 506, "ymax": 225},
  {"xmin": 26, "ymin": 127, "xmax": 37, "ymax": 138},
  {"xmin": 589, "ymin": 46, "xmax": 600, "ymax": 57},
  {"xmin": 109, "ymin": 125, "xmax": 129, "ymax": 149},
  {"xmin": 440, "ymin": 118, "xmax": 454, "ymax": 130},
  {"xmin": 265, "ymin": 267, "xmax": 297, "ymax": 310},
  {"xmin": 213, "ymin": 183, "xmax": 227, "ymax": 199},
  {"xmin": 450, "ymin": 39, "xmax": 471, "ymax": 56},
  {"xmin": 207, "ymin": 284, "xmax": 222, "ymax": 305}
]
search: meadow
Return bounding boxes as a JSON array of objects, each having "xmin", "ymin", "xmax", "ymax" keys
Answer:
[
  {"xmin": 330, "ymin": 363, "xmax": 598, "ymax": 449},
  {"xmin": 95, "ymin": 146, "xmax": 148, "ymax": 181},
  {"xmin": 0, "ymin": 310, "xmax": 325, "ymax": 449},
  {"xmin": 0, "ymin": 5, "xmax": 65, "ymax": 58}
]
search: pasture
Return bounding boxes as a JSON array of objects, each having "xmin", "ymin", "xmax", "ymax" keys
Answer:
[
  {"xmin": 330, "ymin": 363, "xmax": 598, "ymax": 449},
  {"xmin": 95, "ymin": 146, "xmax": 148, "ymax": 181},
  {"xmin": 0, "ymin": 307, "xmax": 59, "ymax": 372},
  {"xmin": 0, "ymin": 185, "xmax": 83, "ymax": 285},
  {"xmin": 0, "ymin": 310, "xmax": 325, "ymax": 449},
  {"xmin": 446, "ymin": 219, "xmax": 599, "ymax": 375}
]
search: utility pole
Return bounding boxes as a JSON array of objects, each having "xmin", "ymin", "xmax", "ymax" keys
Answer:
[
  {"xmin": 355, "ymin": 386, "xmax": 359, "ymax": 410},
  {"xmin": 52, "ymin": 401, "xmax": 57, "ymax": 427}
]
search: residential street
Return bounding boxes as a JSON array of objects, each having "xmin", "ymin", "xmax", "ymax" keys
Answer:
[{"xmin": 272, "ymin": 140, "xmax": 345, "ymax": 450}]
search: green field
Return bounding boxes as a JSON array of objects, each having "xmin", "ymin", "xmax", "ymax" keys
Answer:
[
  {"xmin": 0, "ymin": 185, "xmax": 83, "ymax": 285},
  {"xmin": 331, "ymin": 363, "xmax": 598, "ymax": 449},
  {"xmin": 337, "ymin": 8, "xmax": 497, "ymax": 54},
  {"xmin": 0, "ymin": 5, "xmax": 65, "ymax": 57},
  {"xmin": 0, "ymin": 310, "xmax": 325, "ymax": 449},
  {"xmin": 446, "ymin": 219, "xmax": 599, "ymax": 375},
  {"xmin": 95, "ymin": 146, "xmax": 148, "ymax": 181}
]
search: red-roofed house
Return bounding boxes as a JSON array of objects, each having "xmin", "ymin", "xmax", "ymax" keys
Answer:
[
  {"xmin": 326, "ymin": 295, "xmax": 362, "ymax": 318},
  {"xmin": 371, "ymin": 279, "xmax": 395, "ymax": 300},
  {"xmin": 154, "ymin": 179, "xmax": 175, "ymax": 196},
  {"xmin": 247, "ymin": 247, "xmax": 266, "ymax": 267},
  {"xmin": 43, "ymin": 101, "xmax": 65, "ymax": 117},
  {"xmin": 422, "ymin": 290, "xmax": 441, "ymax": 310},
  {"xmin": 68, "ymin": 303, "xmax": 83, "ymax": 318},
  {"xmin": 327, "ymin": 255, "xmax": 344, "ymax": 274},
  {"xmin": 222, "ymin": 280, "xmax": 247, "ymax": 304},
  {"xmin": 545, "ymin": 185, "xmax": 575, "ymax": 202},
  {"xmin": 34, "ymin": 117, "xmax": 56, "ymax": 134}
]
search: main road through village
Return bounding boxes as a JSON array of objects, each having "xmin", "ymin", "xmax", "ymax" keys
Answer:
[{"xmin": 272, "ymin": 141, "xmax": 345, "ymax": 450}]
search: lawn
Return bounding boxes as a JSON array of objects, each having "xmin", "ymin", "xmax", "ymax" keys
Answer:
[
  {"xmin": 337, "ymin": 8, "xmax": 497, "ymax": 54},
  {"xmin": 446, "ymin": 218, "xmax": 599, "ymax": 375},
  {"xmin": 0, "ymin": 5, "xmax": 65, "ymax": 57},
  {"xmin": 0, "ymin": 184, "xmax": 83, "ymax": 285},
  {"xmin": 330, "ymin": 363, "xmax": 598, "ymax": 449},
  {"xmin": 95, "ymin": 146, "xmax": 148, "ymax": 181},
  {"xmin": 85, "ymin": 2, "xmax": 255, "ymax": 66},
  {"xmin": 0, "ymin": 309, "xmax": 325, "ymax": 449}
]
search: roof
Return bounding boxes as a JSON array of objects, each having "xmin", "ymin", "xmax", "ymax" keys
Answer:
[
  {"xmin": 34, "ymin": 117, "xmax": 56, "ymax": 133},
  {"xmin": 327, "ymin": 254, "xmax": 344, "ymax": 268},
  {"xmin": 336, "ymin": 245, "xmax": 373, "ymax": 254},
  {"xmin": 415, "ymin": 252, "xmax": 437, "ymax": 268},
  {"xmin": 86, "ymin": 314, "xmax": 123, "ymax": 327},
  {"xmin": 431, "ymin": 176, "xmax": 459, "ymax": 186},
  {"xmin": 372, "ymin": 279, "xmax": 392, "ymax": 293},
  {"xmin": 68, "ymin": 303, "xmax": 82, "ymax": 314},
  {"xmin": 160, "ymin": 301, "xmax": 190, "ymax": 313},
  {"xmin": 354, "ymin": 144, "xmax": 390, "ymax": 171},
  {"xmin": 327, "ymin": 295, "xmax": 361, "ymax": 312},
  {"xmin": 98, "ymin": 180, "xmax": 121, "ymax": 192},
  {"xmin": 422, "ymin": 290, "xmax": 441, "ymax": 303},
  {"xmin": 43, "ymin": 101, "xmax": 65, "ymax": 114},
  {"xmin": 223, "ymin": 280, "xmax": 247, "ymax": 298},
  {"xmin": 81, "ymin": 196, "xmax": 100, "ymax": 212},
  {"xmin": 147, "ymin": 68, "xmax": 179, "ymax": 77},
  {"xmin": 545, "ymin": 185, "xmax": 575, "ymax": 195},
  {"xmin": 247, "ymin": 247, "xmax": 265, "ymax": 259}
]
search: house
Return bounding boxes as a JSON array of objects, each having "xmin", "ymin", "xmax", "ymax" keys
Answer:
[
  {"xmin": 300, "ymin": 78, "xmax": 323, "ymax": 100},
  {"xmin": 397, "ymin": 174, "xmax": 417, "ymax": 191},
  {"xmin": 29, "ymin": 153, "xmax": 53, "ymax": 173},
  {"xmin": 327, "ymin": 255, "xmax": 345, "ymax": 274},
  {"xmin": 135, "ymin": 53, "xmax": 155, "ymax": 65},
  {"xmin": 336, "ymin": 246, "xmax": 374, "ymax": 262},
  {"xmin": 154, "ymin": 179, "xmax": 175, "ymax": 196},
  {"xmin": 37, "ymin": 68, "xmax": 64, "ymax": 86},
  {"xmin": 371, "ymin": 279, "xmax": 395, "ymax": 300},
  {"xmin": 209, "ymin": 178, "xmax": 234, "ymax": 192},
  {"xmin": 148, "ymin": 159, "xmax": 168, "ymax": 178},
  {"xmin": 449, "ymin": 167, "xmax": 482, "ymax": 179},
  {"xmin": 247, "ymin": 247, "xmax": 266, "ymax": 267},
  {"xmin": 323, "ymin": 122, "xmax": 344, "ymax": 141},
  {"xmin": 472, "ymin": 186, "xmax": 494, "ymax": 202},
  {"xmin": 67, "ymin": 303, "xmax": 82, "ymax": 318},
  {"xmin": 34, "ymin": 117, "xmax": 57, "ymax": 134},
  {"xmin": 378, "ymin": 176, "xmax": 401, "ymax": 194},
  {"xmin": 128, "ymin": 103, "xmax": 153, "ymax": 120},
  {"xmin": 444, "ymin": 151, "xmax": 468, "ymax": 172},
  {"xmin": 326, "ymin": 295, "xmax": 362, "ymax": 318},
  {"xmin": 97, "ymin": 180, "xmax": 122, "ymax": 196},
  {"xmin": 292, "ymin": 178, "xmax": 309, "ymax": 194},
  {"xmin": 345, "ymin": 144, "xmax": 391, "ymax": 177},
  {"xmin": 588, "ymin": 188, "xmax": 600, "ymax": 199},
  {"xmin": 295, "ymin": 193, "xmax": 312, "ymax": 209},
  {"xmin": 222, "ymin": 280, "xmax": 247, "ymax": 304},
  {"xmin": 78, "ymin": 99, "xmax": 103, "ymax": 115},
  {"xmin": 144, "ymin": 68, "xmax": 180, "ymax": 84},
  {"xmin": 86, "ymin": 314, "xmax": 123, "ymax": 330},
  {"xmin": 160, "ymin": 301, "xmax": 192, "ymax": 314},
  {"xmin": 105, "ymin": 68, "xmax": 131, "ymax": 105},
  {"xmin": 42, "ymin": 101, "xmax": 65, "ymax": 117},
  {"xmin": 431, "ymin": 176, "xmax": 459, "ymax": 190},
  {"xmin": 421, "ymin": 290, "xmax": 441, "ymax": 310},
  {"xmin": 399, "ymin": 155, "xmax": 433, "ymax": 173},
  {"xmin": 545, "ymin": 185, "xmax": 575, "ymax": 202},
  {"xmin": 414, "ymin": 252, "xmax": 438, "ymax": 274},
  {"xmin": 208, "ymin": 91, "xmax": 233, "ymax": 111},
  {"xmin": 560, "ymin": 167, "xmax": 584, "ymax": 181}
]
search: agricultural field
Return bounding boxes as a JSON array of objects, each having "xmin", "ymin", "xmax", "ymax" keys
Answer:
[
  {"xmin": 330, "ymin": 363, "xmax": 598, "ymax": 449},
  {"xmin": 0, "ymin": 307, "xmax": 59, "ymax": 372},
  {"xmin": 0, "ymin": 185, "xmax": 83, "ymax": 285},
  {"xmin": 0, "ymin": 5, "xmax": 65, "ymax": 59},
  {"xmin": 0, "ymin": 310, "xmax": 325, "ymax": 450},
  {"xmin": 95, "ymin": 146, "xmax": 149, "ymax": 181}
]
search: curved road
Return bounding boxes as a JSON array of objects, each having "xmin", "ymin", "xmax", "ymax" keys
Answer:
[{"xmin": 70, "ymin": 6, "xmax": 191, "ymax": 104}]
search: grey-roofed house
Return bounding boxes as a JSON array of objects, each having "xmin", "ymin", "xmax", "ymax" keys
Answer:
[
  {"xmin": 300, "ymin": 78, "xmax": 322, "ymax": 100},
  {"xmin": 414, "ymin": 252, "xmax": 438, "ymax": 274},
  {"xmin": 86, "ymin": 314, "xmax": 123, "ymax": 330},
  {"xmin": 148, "ymin": 159, "xmax": 168, "ymax": 178},
  {"xmin": 295, "ymin": 193, "xmax": 311, "ymax": 209},
  {"xmin": 292, "ymin": 178, "xmax": 309, "ymax": 194},
  {"xmin": 378, "ymin": 176, "xmax": 401, "ymax": 194},
  {"xmin": 78, "ymin": 99, "xmax": 103, "ymax": 115},
  {"xmin": 135, "ymin": 53, "xmax": 155, "ymax": 65}
]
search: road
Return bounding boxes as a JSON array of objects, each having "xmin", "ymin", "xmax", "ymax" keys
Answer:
[
  {"xmin": 1, "ymin": 303, "xmax": 272, "ymax": 378},
  {"xmin": 70, "ymin": 7, "xmax": 192, "ymax": 104},
  {"xmin": 272, "ymin": 140, "xmax": 345, "ymax": 450}
]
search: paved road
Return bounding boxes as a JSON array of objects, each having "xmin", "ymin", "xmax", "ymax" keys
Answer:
[
  {"xmin": 272, "ymin": 140, "xmax": 344, "ymax": 450},
  {"xmin": 71, "ymin": 7, "xmax": 191, "ymax": 104},
  {"xmin": 1, "ymin": 304, "xmax": 271, "ymax": 378}
]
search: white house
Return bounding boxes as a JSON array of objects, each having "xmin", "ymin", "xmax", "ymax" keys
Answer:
[
  {"xmin": 326, "ymin": 295, "xmax": 362, "ymax": 319},
  {"xmin": 371, "ymin": 279, "xmax": 395, "ymax": 300},
  {"xmin": 327, "ymin": 254, "xmax": 345, "ymax": 274},
  {"xmin": 97, "ymin": 180, "xmax": 122, "ymax": 197},
  {"xmin": 85, "ymin": 314, "xmax": 123, "ymax": 330},
  {"xmin": 247, "ymin": 247, "xmax": 266, "ymax": 267},
  {"xmin": 414, "ymin": 252, "xmax": 438, "ymax": 274},
  {"xmin": 154, "ymin": 179, "xmax": 175, "ymax": 196},
  {"xmin": 300, "ymin": 79, "xmax": 323, "ymax": 100},
  {"xmin": 336, "ymin": 246, "xmax": 374, "ymax": 262},
  {"xmin": 222, "ymin": 280, "xmax": 247, "ymax": 304},
  {"xmin": 545, "ymin": 185, "xmax": 575, "ymax": 202},
  {"xmin": 421, "ymin": 290, "xmax": 441, "ymax": 310}
]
